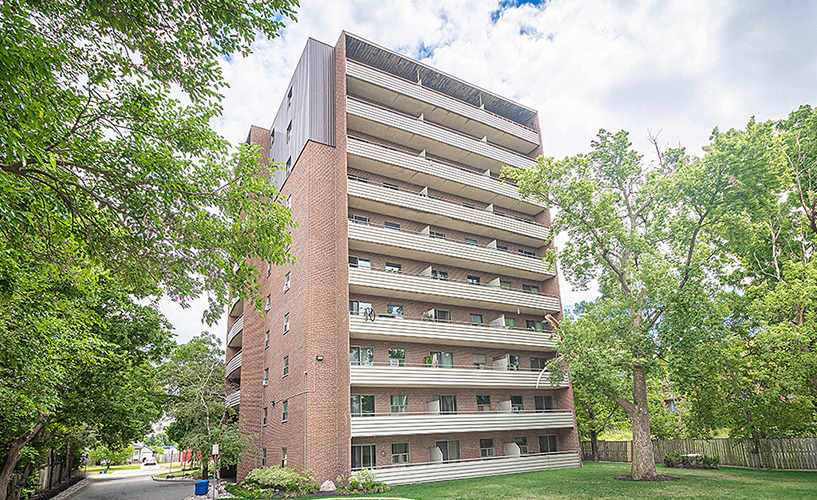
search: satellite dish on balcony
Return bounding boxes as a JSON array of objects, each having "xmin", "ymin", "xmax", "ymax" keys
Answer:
[{"xmin": 364, "ymin": 308, "xmax": 375, "ymax": 322}]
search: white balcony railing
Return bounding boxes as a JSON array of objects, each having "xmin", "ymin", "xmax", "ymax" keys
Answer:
[
  {"xmin": 349, "ymin": 314, "xmax": 557, "ymax": 350},
  {"xmin": 350, "ymin": 410, "xmax": 574, "ymax": 437},
  {"xmin": 348, "ymin": 222, "xmax": 554, "ymax": 281},
  {"xmin": 349, "ymin": 364, "xmax": 569, "ymax": 389},
  {"xmin": 346, "ymin": 60, "xmax": 540, "ymax": 149},
  {"xmin": 226, "ymin": 390, "xmax": 240, "ymax": 408},
  {"xmin": 346, "ymin": 97, "xmax": 535, "ymax": 172},
  {"xmin": 347, "ymin": 137, "xmax": 546, "ymax": 214},
  {"xmin": 348, "ymin": 266, "xmax": 560, "ymax": 316},
  {"xmin": 347, "ymin": 180, "xmax": 549, "ymax": 247},
  {"xmin": 227, "ymin": 315, "xmax": 244, "ymax": 348},
  {"xmin": 367, "ymin": 451, "xmax": 581, "ymax": 486},
  {"xmin": 225, "ymin": 350, "xmax": 242, "ymax": 380}
]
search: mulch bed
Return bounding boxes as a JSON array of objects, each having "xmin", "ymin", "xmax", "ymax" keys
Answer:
[{"xmin": 615, "ymin": 474, "xmax": 680, "ymax": 482}]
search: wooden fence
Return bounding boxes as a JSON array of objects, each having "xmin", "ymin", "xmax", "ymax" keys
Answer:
[{"xmin": 581, "ymin": 438, "xmax": 817, "ymax": 470}]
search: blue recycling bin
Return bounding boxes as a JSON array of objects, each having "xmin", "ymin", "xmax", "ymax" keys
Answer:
[{"xmin": 194, "ymin": 480, "xmax": 209, "ymax": 495}]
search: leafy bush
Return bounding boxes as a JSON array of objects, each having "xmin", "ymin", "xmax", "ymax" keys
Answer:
[
  {"xmin": 242, "ymin": 466, "xmax": 318, "ymax": 494},
  {"xmin": 663, "ymin": 451, "xmax": 719, "ymax": 469},
  {"xmin": 224, "ymin": 483, "xmax": 273, "ymax": 498},
  {"xmin": 349, "ymin": 468, "xmax": 390, "ymax": 493}
]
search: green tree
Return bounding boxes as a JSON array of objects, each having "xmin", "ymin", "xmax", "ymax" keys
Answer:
[
  {"xmin": 512, "ymin": 128, "xmax": 782, "ymax": 478},
  {"xmin": 89, "ymin": 444, "xmax": 133, "ymax": 467}
]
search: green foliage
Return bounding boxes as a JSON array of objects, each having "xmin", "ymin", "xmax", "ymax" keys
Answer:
[
  {"xmin": 243, "ymin": 466, "xmax": 318, "ymax": 494},
  {"xmin": 145, "ymin": 433, "xmax": 174, "ymax": 448},
  {"xmin": 348, "ymin": 468, "xmax": 390, "ymax": 494},
  {"xmin": 224, "ymin": 483, "xmax": 274, "ymax": 498},
  {"xmin": 663, "ymin": 452, "xmax": 719, "ymax": 469},
  {"xmin": 88, "ymin": 444, "xmax": 133, "ymax": 466}
]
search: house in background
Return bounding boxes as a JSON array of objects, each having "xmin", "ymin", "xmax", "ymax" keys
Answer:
[
  {"xmin": 130, "ymin": 443, "xmax": 154, "ymax": 463},
  {"xmin": 225, "ymin": 31, "xmax": 580, "ymax": 485}
]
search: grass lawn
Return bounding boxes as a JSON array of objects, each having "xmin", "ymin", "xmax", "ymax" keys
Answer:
[
  {"xmin": 339, "ymin": 462, "xmax": 817, "ymax": 500},
  {"xmin": 80, "ymin": 464, "xmax": 143, "ymax": 474}
]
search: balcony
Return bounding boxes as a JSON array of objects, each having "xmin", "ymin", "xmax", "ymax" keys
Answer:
[
  {"xmin": 227, "ymin": 315, "xmax": 243, "ymax": 348},
  {"xmin": 367, "ymin": 451, "xmax": 581, "ymax": 486},
  {"xmin": 226, "ymin": 350, "xmax": 242, "ymax": 380},
  {"xmin": 347, "ymin": 180, "xmax": 550, "ymax": 247},
  {"xmin": 349, "ymin": 364, "xmax": 568, "ymax": 389},
  {"xmin": 346, "ymin": 60, "xmax": 539, "ymax": 153},
  {"xmin": 226, "ymin": 390, "xmax": 240, "ymax": 409},
  {"xmin": 347, "ymin": 137, "xmax": 545, "ymax": 215},
  {"xmin": 346, "ymin": 97, "xmax": 535, "ymax": 175},
  {"xmin": 229, "ymin": 296, "xmax": 243, "ymax": 317},
  {"xmin": 348, "ymin": 222, "xmax": 554, "ymax": 281},
  {"xmin": 349, "ymin": 314, "xmax": 556, "ymax": 350},
  {"xmin": 348, "ymin": 266, "xmax": 560, "ymax": 316},
  {"xmin": 350, "ymin": 410, "xmax": 574, "ymax": 437}
]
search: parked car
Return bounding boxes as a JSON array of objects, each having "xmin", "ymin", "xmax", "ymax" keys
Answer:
[{"xmin": 143, "ymin": 457, "xmax": 157, "ymax": 466}]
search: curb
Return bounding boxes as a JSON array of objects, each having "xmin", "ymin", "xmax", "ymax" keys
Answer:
[
  {"xmin": 50, "ymin": 477, "xmax": 91, "ymax": 500},
  {"xmin": 152, "ymin": 474, "xmax": 197, "ymax": 482}
]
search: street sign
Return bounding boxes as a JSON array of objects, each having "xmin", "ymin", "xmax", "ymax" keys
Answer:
[{"xmin": 212, "ymin": 443, "xmax": 219, "ymax": 455}]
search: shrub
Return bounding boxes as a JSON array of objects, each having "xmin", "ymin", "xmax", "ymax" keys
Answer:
[
  {"xmin": 349, "ymin": 468, "xmax": 390, "ymax": 494},
  {"xmin": 663, "ymin": 451, "xmax": 719, "ymax": 469},
  {"xmin": 225, "ymin": 483, "xmax": 273, "ymax": 498},
  {"xmin": 242, "ymin": 466, "xmax": 318, "ymax": 494}
]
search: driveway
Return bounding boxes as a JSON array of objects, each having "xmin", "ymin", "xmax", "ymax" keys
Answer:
[{"xmin": 68, "ymin": 466, "xmax": 196, "ymax": 500}]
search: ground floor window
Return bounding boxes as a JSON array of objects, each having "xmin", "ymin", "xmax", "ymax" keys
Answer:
[
  {"xmin": 515, "ymin": 436, "xmax": 528, "ymax": 454},
  {"xmin": 281, "ymin": 448, "xmax": 287, "ymax": 467},
  {"xmin": 539, "ymin": 435, "xmax": 557, "ymax": 453},
  {"xmin": 352, "ymin": 444, "xmax": 375, "ymax": 470},
  {"xmin": 391, "ymin": 443, "xmax": 409, "ymax": 464},
  {"xmin": 434, "ymin": 440, "xmax": 460, "ymax": 462},
  {"xmin": 261, "ymin": 448, "xmax": 267, "ymax": 466},
  {"xmin": 479, "ymin": 438, "xmax": 495, "ymax": 457}
]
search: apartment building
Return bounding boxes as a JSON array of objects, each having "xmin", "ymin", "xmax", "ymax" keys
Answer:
[{"xmin": 224, "ymin": 32, "xmax": 581, "ymax": 486}]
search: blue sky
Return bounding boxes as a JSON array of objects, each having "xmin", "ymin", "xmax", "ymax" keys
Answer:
[{"xmin": 160, "ymin": 0, "xmax": 817, "ymax": 344}]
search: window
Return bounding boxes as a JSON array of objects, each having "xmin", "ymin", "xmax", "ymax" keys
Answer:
[
  {"xmin": 464, "ymin": 238, "xmax": 478, "ymax": 246},
  {"xmin": 500, "ymin": 280, "xmax": 512, "ymax": 290},
  {"xmin": 504, "ymin": 317, "xmax": 516, "ymax": 329},
  {"xmin": 480, "ymin": 438, "xmax": 495, "ymax": 457},
  {"xmin": 349, "ymin": 300, "xmax": 373, "ymax": 316},
  {"xmin": 285, "ymin": 195, "xmax": 291, "ymax": 210},
  {"xmin": 473, "ymin": 354, "xmax": 487, "ymax": 369},
  {"xmin": 526, "ymin": 320, "xmax": 544, "ymax": 332},
  {"xmin": 347, "ymin": 173, "xmax": 369, "ymax": 183},
  {"xmin": 263, "ymin": 407, "xmax": 268, "ymax": 426},
  {"xmin": 430, "ymin": 351, "xmax": 453, "ymax": 368},
  {"xmin": 434, "ymin": 440, "xmax": 460, "ymax": 462},
  {"xmin": 263, "ymin": 368, "xmax": 269, "ymax": 385},
  {"xmin": 286, "ymin": 157, "xmax": 292, "ymax": 176},
  {"xmin": 467, "ymin": 275, "xmax": 481, "ymax": 285},
  {"xmin": 509, "ymin": 355, "xmax": 520, "ymax": 371},
  {"xmin": 494, "ymin": 210, "xmax": 506, "ymax": 217},
  {"xmin": 434, "ymin": 310, "xmax": 452, "ymax": 323},
  {"xmin": 511, "ymin": 395, "xmax": 524, "ymax": 412},
  {"xmin": 384, "ymin": 221, "xmax": 400, "ymax": 231},
  {"xmin": 281, "ymin": 448, "xmax": 287, "ymax": 467},
  {"xmin": 384, "ymin": 182, "xmax": 398, "ymax": 190},
  {"xmin": 531, "ymin": 356, "xmax": 550, "ymax": 372},
  {"xmin": 539, "ymin": 435, "xmax": 557, "ymax": 453},
  {"xmin": 388, "ymin": 348, "xmax": 405, "ymax": 366},
  {"xmin": 350, "ymin": 346, "xmax": 374, "ymax": 366},
  {"xmin": 351, "ymin": 445, "xmax": 375, "ymax": 470},
  {"xmin": 282, "ymin": 400, "xmax": 288, "ymax": 421},
  {"xmin": 477, "ymin": 395, "xmax": 491, "ymax": 412},
  {"xmin": 286, "ymin": 120, "xmax": 292, "ymax": 142},
  {"xmin": 515, "ymin": 436, "xmax": 529, "ymax": 454},
  {"xmin": 390, "ymin": 395, "xmax": 408, "ymax": 414},
  {"xmin": 265, "ymin": 294, "xmax": 271, "ymax": 311},
  {"xmin": 522, "ymin": 284, "xmax": 540, "ymax": 295},
  {"xmin": 519, "ymin": 249, "xmax": 535, "ymax": 259},
  {"xmin": 428, "ymin": 194, "xmax": 444, "ymax": 201},
  {"xmin": 267, "ymin": 262, "xmax": 271, "ymax": 277},
  {"xmin": 265, "ymin": 330, "xmax": 270, "ymax": 349},
  {"xmin": 287, "ymin": 87, "xmax": 293, "ymax": 108},
  {"xmin": 283, "ymin": 313, "xmax": 289, "ymax": 334},
  {"xmin": 497, "ymin": 245, "xmax": 509, "ymax": 252},
  {"xmin": 348, "ymin": 256, "xmax": 371, "ymax": 269},
  {"xmin": 392, "ymin": 443, "xmax": 409, "ymax": 464},
  {"xmin": 262, "ymin": 448, "xmax": 267, "ymax": 467},
  {"xmin": 429, "ymin": 231, "xmax": 446, "ymax": 240},
  {"xmin": 462, "ymin": 202, "xmax": 475, "ymax": 209},
  {"xmin": 431, "ymin": 269, "xmax": 448, "ymax": 280},
  {"xmin": 350, "ymin": 394, "xmax": 375, "ymax": 417},
  {"xmin": 283, "ymin": 272, "xmax": 290, "ymax": 292},
  {"xmin": 433, "ymin": 395, "xmax": 457, "ymax": 414},
  {"xmin": 348, "ymin": 214, "xmax": 370, "ymax": 225},
  {"xmin": 270, "ymin": 129, "xmax": 275, "ymax": 146},
  {"xmin": 470, "ymin": 313, "xmax": 484, "ymax": 326},
  {"xmin": 385, "ymin": 262, "xmax": 402, "ymax": 273},
  {"xmin": 535, "ymin": 395, "xmax": 554, "ymax": 412},
  {"xmin": 386, "ymin": 304, "xmax": 403, "ymax": 318},
  {"xmin": 283, "ymin": 356, "xmax": 289, "ymax": 377}
]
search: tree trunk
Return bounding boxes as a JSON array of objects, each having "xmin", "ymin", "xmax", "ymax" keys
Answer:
[
  {"xmin": 61, "ymin": 442, "xmax": 73, "ymax": 484},
  {"xmin": 629, "ymin": 366, "xmax": 657, "ymax": 479},
  {"xmin": 590, "ymin": 429, "xmax": 600, "ymax": 462},
  {"xmin": 0, "ymin": 416, "xmax": 47, "ymax": 500},
  {"xmin": 7, "ymin": 461, "xmax": 33, "ymax": 500}
]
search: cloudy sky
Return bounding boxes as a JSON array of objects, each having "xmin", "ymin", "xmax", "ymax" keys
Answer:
[{"xmin": 162, "ymin": 0, "xmax": 817, "ymax": 343}]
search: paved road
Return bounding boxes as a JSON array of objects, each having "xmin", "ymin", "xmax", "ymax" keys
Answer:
[{"xmin": 68, "ymin": 466, "xmax": 196, "ymax": 500}]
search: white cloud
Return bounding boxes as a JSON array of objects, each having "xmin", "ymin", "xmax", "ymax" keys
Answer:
[{"xmin": 164, "ymin": 0, "xmax": 817, "ymax": 342}]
